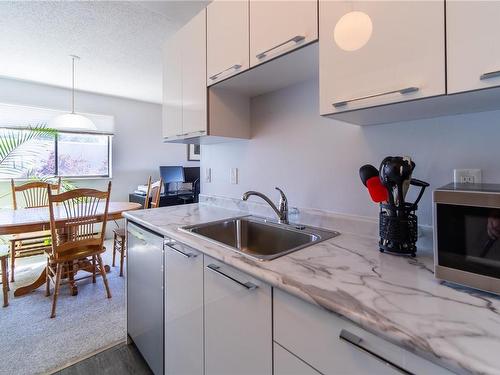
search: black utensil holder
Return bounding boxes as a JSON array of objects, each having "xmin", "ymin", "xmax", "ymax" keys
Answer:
[
  {"xmin": 378, "ymin": 178, "xmax": 429, "ymax": 257},
  {"xmin": 379, "ymin": 203, "xmax": 418, "ymax": 257}
]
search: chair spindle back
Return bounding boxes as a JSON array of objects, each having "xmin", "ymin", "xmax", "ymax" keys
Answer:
[
  {"xmin": 47, "ymin": 182, "xmax": 111, "ymax": 258},
  {"xmin": 11, "ymin": 178, "xmax": 61, "ymax": 209},
  {"xmin": 150, "ymin": 178, "xmax": 163, "ymax": 209}
]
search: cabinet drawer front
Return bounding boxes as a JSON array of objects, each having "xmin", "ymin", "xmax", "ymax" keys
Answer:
[
  {"xmin": 319, "ymin": 0, "xmax": 445, "ymax": 115},
  {"xmin": 204, "ymin": 256, "xmax": 272, "ymax": 375},
  {"xmin": 165, "ymin": 241, "xmax": 203, "ymax": 375},
  {"xmin": 207, "ymin": 0, "xmax": 249, "ymax": 85},
  {"xmin": 250, "ymin": 0, "xmax": 318, "ymax": 67},
  {"xmin": 274, "ymin": 343, "xmax": 321, "ymax": 375},
  {"xmin": 447, "ymin": 1, "xmax": 500, "ymax": 93},
  {"xmin": 273, "ymin": 289, "xmax": 453, "ymax": 375}
]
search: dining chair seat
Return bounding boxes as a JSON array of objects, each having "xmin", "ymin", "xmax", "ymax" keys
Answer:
[
  {"xmin": 6, "ymin": 230, "xmax": 51, "ymax": 241},
  {"xmin": 50, "ymin": 245, "xmax": 106, "ymax": 263}
]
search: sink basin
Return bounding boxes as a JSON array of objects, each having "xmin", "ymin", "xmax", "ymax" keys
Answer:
[{"xmin": 180, "ymin": 216, "xmax": 340, "ymax": 261}]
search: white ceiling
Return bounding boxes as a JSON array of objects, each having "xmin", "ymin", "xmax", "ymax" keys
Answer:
[{"xmin": 0, "ymin": 1, "xmax": 209, "ymax": 104}]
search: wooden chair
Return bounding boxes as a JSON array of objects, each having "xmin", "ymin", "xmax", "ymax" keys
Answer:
[
  {"xmin": 0, "ymin": 246, "xmax": 9, "ymax": 307},
  {"xmin": 112, "ymin": 177, "xmax": 163, "ymax": 276},
  {"xmin": 46, "ymin": 182, "xmax": 112, "ymax": 318},
  {"xmin": 8, "ymin": 178, "xmax": 61, "ymax": 282}
]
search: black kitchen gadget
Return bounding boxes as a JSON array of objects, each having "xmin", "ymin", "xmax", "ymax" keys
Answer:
[{"xmin": 379, "ymin": 178, "xmax": 429, "ymax": 257}]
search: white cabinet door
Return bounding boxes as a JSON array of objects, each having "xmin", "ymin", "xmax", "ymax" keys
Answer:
[
  {"xmin": 181, "ymin": 10, "xmax": 207, "ymax": 136},
  {"xmin": 207, "ymin": 0, "xmax": 249, "ymax": 85},
  {"xmin": 165, "ymin": 240, "xmax": 204, "ymax": 375},
  {"xmin": 162, "ymin": 33, "xmax": 183, "ymax": 138},
  {"xmin": 319, "ymin": 1, "xmax": 445, "ymax": 115},
  {"xmin": 274, "ymin": 343, "xmax": 320, "ymax": 375},
  {"xmin": 447, "ymin": 1, "xmax": 500, "ymax": 94},
  {"xmin": 204, "ymin": 256, "xmax": 272, "ymax": 375},
  {"xmin": 274, "ymin": 289, "xmax": 453, "ymax": 375},
  {"xmin": 250, "ymin": 0, "xmax": 318, "ymax": 67}
]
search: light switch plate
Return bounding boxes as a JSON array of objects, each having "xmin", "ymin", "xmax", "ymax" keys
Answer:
[
  {"xmin": 230, "ymin": 168, "xmax": 238, "ymax": 184},
  {"xmin": 205, "ymin": 168, "xmax": 211, "ymax": 183},
  {"xmin": 453, "ymin": 169, "xmax": 482, "ymax": 184}
]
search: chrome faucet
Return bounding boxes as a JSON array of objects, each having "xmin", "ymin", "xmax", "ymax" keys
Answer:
[{"xmin": 242, "ymin": 187, "xmax": 289, "ymax": 224}]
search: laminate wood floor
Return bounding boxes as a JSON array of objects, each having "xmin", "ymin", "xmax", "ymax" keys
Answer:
[{"xmin": 54, "ymin": 343, "xmax": 152, "ymax": 375}]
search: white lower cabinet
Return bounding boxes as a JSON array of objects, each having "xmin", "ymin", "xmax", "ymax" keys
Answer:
[
  {"xmin": 161, "ymin": 240, "xmax": 452, "ymax": 375},
  {"xmin": 164, "ymin": 240, "xmax": 204, "ymax": 375},
  {"xmin": 204, "ymin": 256, "xmax": 272, "ymax": 375},
  {"xmin": 273, "ymin": 288, "xmax": 454, "ymax": 375},
  {"xmin": 274, "ymin": 343, "xmax": 320, "ymax": 375}
]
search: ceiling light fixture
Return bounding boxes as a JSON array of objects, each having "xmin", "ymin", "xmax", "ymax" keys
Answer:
[
  {"xmin": 334, "ymin": 11, "xmax": 373, "ymax": 52},
  {"xmin": 49, "ymin": 55, "xmax": 97, "ymax": 131}
]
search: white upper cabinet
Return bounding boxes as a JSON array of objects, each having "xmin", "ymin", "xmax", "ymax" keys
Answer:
[
  {"xmin": 447, "ymin": 1, "xmax": 500, "ymax": 94},
  {"xmin": 319, "ymin": 1, "xmax": 445, "ymax": 115},
  {"xmin": 207, "ymin": 0, "xmax": 249, "ymax": 85},
  {"xmin": 249, "ymin": 0, "xmax": 318, "ymax": 67},
  {"xmin": 162, "ymin": 34, "xmax": 182, "ymax": 138},
  {"xmin": 162, "ymin": 9, "xmax": 206, "ymax": 140},
  {"xmin": 181, "ymin": 10, "xmax": 207, "ymax": 135}
]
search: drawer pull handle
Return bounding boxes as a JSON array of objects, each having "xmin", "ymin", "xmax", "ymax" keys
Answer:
[
  {"xmin": 333, "ymin": 87, "xmax": 419, "ymax": 108},
  {"xmin": 209, "ymin": 64, "xmax": 242, "ymax": 81},
  {"xmin": 480, "ymin": 70, "xmax": 500, "ymax": 81},
  {"xmin": 339, "ymin": 329, "xmax": 413, "ymax": 375},
  {"xmin": 256, "ymin": 35, "xmax": 305, "ymax": 60},
  {"xmin": 207, "ymin": 263, "xmax": 258, "ymax": 290},
  {"xmin": 127, "ymin": 229, "xmax": 145, "ymax": 242},
  {"xmin": 165, "ymin": 240, "xmax": 198, "ymax": 258}
]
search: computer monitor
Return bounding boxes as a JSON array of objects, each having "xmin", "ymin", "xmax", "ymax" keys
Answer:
[
  {"xmin": 159, "ymin": 166, "xmax": 185, "ymax": 185},
  {"xmin": 183, "ymin": 167, "xmax": 200, "ymax": 183}
]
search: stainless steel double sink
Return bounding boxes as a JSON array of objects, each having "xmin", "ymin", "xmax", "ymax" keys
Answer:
[{"xmin": 180, "ymin": 215, "xmax": 340, "ymax": 261}]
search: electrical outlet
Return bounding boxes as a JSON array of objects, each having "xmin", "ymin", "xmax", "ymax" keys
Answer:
[
  {"xmin": 453, "ymin": 169, "xmax": 482, "ymax": 184},
  {"xmin": 230, "ymin": 168, "xmax": 238, "ymax": 184},
  {"xmin": 205, "ymin": 168, "xmax": 211, "ymax": 183}
]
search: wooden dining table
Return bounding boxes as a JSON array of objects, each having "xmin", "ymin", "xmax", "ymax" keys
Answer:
[{"xmin": 0, "ymin": 201, "xmax": 141, "ymax": 297}]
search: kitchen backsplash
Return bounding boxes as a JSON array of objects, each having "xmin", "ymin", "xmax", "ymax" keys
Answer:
[{"xmin": 201, "ymin": 77, "xmax": 500, "ymax": 226}]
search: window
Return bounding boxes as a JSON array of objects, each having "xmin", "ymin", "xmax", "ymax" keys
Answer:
[{"xmin": 0, "ymin": 128, "xmax": 112, "ymax": 179}]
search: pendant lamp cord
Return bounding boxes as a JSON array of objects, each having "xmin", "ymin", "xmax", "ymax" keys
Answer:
[{"xmin": 71, "ymin": 56, "xmax": 75, "ymax": 114}]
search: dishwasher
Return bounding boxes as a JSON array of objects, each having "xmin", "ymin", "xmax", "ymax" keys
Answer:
[{"xmin": 127, "ymin": 222, "xmax": 164, "ymax": 375}]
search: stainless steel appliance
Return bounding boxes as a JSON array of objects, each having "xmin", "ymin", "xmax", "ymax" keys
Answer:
[
  {"xmin": 127, "ymin": 222, "xmax": 164, "ymax": 374},
  {"xmin": 434, "ymin": 183, "xmax": 500, "ymax": 294}
]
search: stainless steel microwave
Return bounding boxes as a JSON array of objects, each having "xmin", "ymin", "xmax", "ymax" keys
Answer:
[{"xmin": 434, "ymin": 183, "xmax": 500, "ymax": 295}]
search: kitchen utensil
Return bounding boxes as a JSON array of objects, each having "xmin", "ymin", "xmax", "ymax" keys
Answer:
[
  {"xmin": 402, "ymin": 156, "xmax": 415, "ymax": 199},
  {"xmin": 379, "ymin": 157, "xmax": 397, "ymax": 207},
  {"xmin": 380, "ymin": 156, "xmax": 413, "ymax": 214},
  {"xmin": 359, "ymin": 164, "xmax": 378, "ymax": 186},
  {"xmin": 359, "ymin": 165, "xmax": 388, "ymax": 203}
]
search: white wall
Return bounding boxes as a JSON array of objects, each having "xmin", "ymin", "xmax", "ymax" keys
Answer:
[
  {"xmin": 0, "ymin": 77, "xmax": 198, "ymax": 206},
  {"xmin": 201, "ymin": 78, "xmax": 500, "ymax": 226}
]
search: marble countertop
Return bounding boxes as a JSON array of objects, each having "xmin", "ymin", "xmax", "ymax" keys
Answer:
[{"xmin": 123, "ymin": 200, "xmax": 500, "ymax": 375}]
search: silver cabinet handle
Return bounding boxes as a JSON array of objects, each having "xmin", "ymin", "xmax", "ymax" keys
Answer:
[
  {"xmin": 480, "ymin": 70, "xmax": 500, "ymax": 80},
  {"xmin": 206, "ymin": 264, "xmax": 258, "ymax": 290},
  {"xmin": 164, "ymin": 240, "xmax": 198, "ymax": 258},
  {"xmin": 333, "ymin": 87, "xmax": 419, "ymax": 108},
  {"xmin": 209, "ymin": 64, "xmax": 242, "ymax": 81},
  {"xmin": 256, "ymin": 35, "xmax": 305, "ymax": 60},
  {"xmin": 127, "ymin": 228, "xmax": 145, "ymax": 242},
  {"xmin": 339, "ymin": 329, "xmax": 413, "ymax": 375}
]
